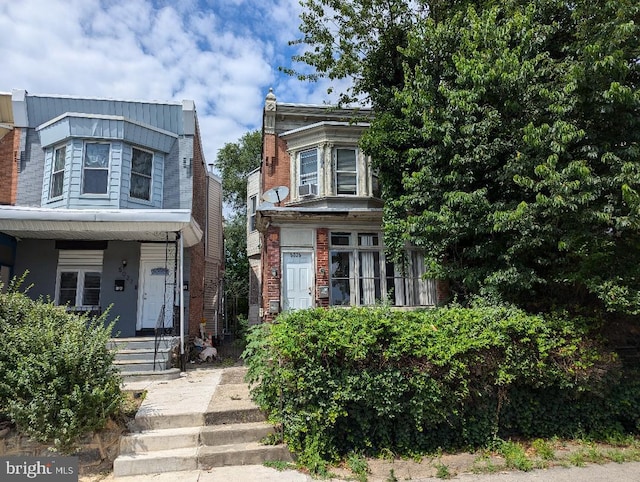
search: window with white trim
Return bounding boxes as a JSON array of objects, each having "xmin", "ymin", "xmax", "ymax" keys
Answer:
[
  {"xmin": 58, "ymin": 270, "xmax": 102, "ymax": 307},
  {"xmin": 82, "ymin": 143, "xmax": 110, "ymax": 194},
  {"xmin": 299, "ymin": 149, "xmax": 318, "ymax": 194},
  {"xmin": 329, "ymin": 232, "xmax": 435, "ymax": 307},
  {"xmin": 56, "ymin": 250, "xmax": 103, "ymax": 310},
  {"xmin": 50, "ymin": 145, "xmax": 66, "ymax": 199},
  {"xmin": 130, "ymin": 147, "xmax": 153, "ymax": 201},
  {"xmin": 249, "ymin": 195, "xmax": 257, "ymax": 231},
  {"xmin": 335, "ymin": 148, "xmax": 357, "ymax": 195}
]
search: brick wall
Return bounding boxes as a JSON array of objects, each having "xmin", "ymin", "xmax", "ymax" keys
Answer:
[
  {"xmin": 436, "ymin": 279, "xmax": 450, "ymax": 305},
  {"xmin": 262, "ymin": 133, "xmax": 291, "ymax": 195},
  {"xmin": 262, "ymin": 225, "xmax": 281, "ymax": 323},
  {"xmin": 187, "ymin": 119, "xmax": 206, "ymax": 338},
  {"xmin": 316, "ymin": 228, "xmax": 330, "ymax": 308},
  {"xmin": 0, "ymin": 129, "xmax": 20, "ymax": 205}
]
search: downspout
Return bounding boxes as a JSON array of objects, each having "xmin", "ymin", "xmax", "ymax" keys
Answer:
[{"xmin": 179, "ymin": 232, "xmax": 185, "ymax": 370}]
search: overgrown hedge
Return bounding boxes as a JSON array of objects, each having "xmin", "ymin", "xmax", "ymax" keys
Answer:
[
  {"xmin": 244, "ymin": 303, "xmax": 639, "ymax": 468},
  {"xmin": 0, "ymin": 281, "xmax": 123, "ymax": 453}
]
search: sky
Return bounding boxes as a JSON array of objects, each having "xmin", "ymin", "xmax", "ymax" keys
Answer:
[{"xmin": 0, "ymin": 0, "xmax": 350, "ymax": 171}]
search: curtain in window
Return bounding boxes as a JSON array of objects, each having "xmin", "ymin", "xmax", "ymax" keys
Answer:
[{"xmin": 359, "ymin": 235, "xmax": 377, "ymax": 305}]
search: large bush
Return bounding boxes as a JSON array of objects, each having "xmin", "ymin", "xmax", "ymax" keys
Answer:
[
  {"xmin": 244, "ymin": 304, "xmax": 638, "ymax": 467},
  {"xmin": 0, "ymin": 281, "xmax": 123, "ymax": 453}
]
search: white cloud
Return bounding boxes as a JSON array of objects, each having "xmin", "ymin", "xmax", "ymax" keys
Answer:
[{"xmin": 0, "ymin": 0, "xmax": 344, "ymax": 166}]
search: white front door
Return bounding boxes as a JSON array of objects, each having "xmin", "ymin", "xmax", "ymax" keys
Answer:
[
  {"xmin": 138, "ymin": 261, "xmax": 174, "ymax": 330},
  {"xmin": 282, "ymin": 251, "xmax": 313, "ymax": 310}
]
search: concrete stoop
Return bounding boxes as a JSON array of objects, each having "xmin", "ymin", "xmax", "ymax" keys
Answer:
[
  {"xmin": 113, "ymin": 367, "xmax": 293, "ymax": 477},
  {"xmin": 109, "ymin": 337, "xmax": 180, "ymax": 384}
]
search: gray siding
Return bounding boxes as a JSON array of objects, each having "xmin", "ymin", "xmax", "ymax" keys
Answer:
[
  {"xmin": 163, "ymin": 137, "xmax": 193, "ymax": 209},
  {"xmin": 26, "ymin": 96, "xmax": 183, "ymax": 134},
  {"xmin": 14, "ymin": 239, "xmax": 58, "ymax": 299},
  {"xmin": 16, "ymin": 129, "xmax": 45, "ymax": 206},
  {"xmin": 101, "ymin": 241, "xmax": 141, "ymax": 337}
]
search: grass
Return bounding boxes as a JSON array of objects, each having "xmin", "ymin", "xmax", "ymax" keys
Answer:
[
  {"xmin": 263, "ymin": 460, "xmax": 296, "ymax": 471},
  {"xmin": 434, "ymin": 462, "xmax": 452, "ymax": 479},
  {"xmin": 346, "ymin": 452, "xmax": 369, "ymax": 482}
]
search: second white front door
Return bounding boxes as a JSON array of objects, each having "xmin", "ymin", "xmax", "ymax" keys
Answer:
[{"xmin": 282, "ymin": 251, "xmax": 313, "ymax": 311}]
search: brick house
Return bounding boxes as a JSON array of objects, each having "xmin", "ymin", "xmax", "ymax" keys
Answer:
[
  {"xmin": 0, "ymin": 90, "xmax": 224, "ymax": 355},
  {"xmin": 247, "ymin": 90, "xmax": 447, "ymax": 324}
]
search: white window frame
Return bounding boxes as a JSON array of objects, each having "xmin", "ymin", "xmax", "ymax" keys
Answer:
[
  {"xmin": 329, "ymin": 232, "xmax": 436, "ymax": 307},
  {"xmin": 249, "ymin": 195, "xmax": 257, "ymax": 231},
  {"xmin": 50, "ymin": 145, "xmax": 66, "ymax": 199},
  {"xmin": 55, "ymin": 269, "xmax": 102, "ymax": 309},
  {"xmin": 298, "ymin": 148, "xmax": 318, "ymax": 194},
  {"xmin": 130, "ymin": 147, "xmax": 153, "ymax": 201},
  {"xmin": 82, "ymin": 142, "xmax": 111, "ymax": 195},
  {"xmin": 334, "ymin": 147, "xmax": 358, "ymax": 195}
]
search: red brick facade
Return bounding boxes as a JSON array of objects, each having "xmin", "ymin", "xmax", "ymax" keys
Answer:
[
  {"xmin": 188, "ymin": 118, "xmax": 206, "ymax": 338},
  {"xmin": 262, "ymin": 133, "xmax": 290, "ymax": 195},
  {"xmin": 0, "ymin": 128, "xmax": 19, "ymax": 205},
  {"xmin": 315, "ymin": 228, "xmax": 330, "ymax": 308},
  {"xmin": 261, "ymin": 225, "xmax": 281, "ymax": 323}
]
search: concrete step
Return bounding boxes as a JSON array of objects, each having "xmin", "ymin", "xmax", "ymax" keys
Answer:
[
  {"xmin": 114, "ymin": 359, "xmax": 171, "ymax": 372},
  {"xmin": 114, "ymin": 348, "xmax": 171, "ymax": 362},
  {"xmin": 200, "ymin": 422, "xmax": 276, "ymax": 446},
  {"xmin": 113, "ymin": 447, "xmax": 197, "ymax": 477},
  {"xmin": 109, "ymin": 337, "xmax": 177, "ymax": 351},
  {"xmin": 120, "ymin": 368, "xmax": 182, "ymax": 386},
  {"xmin": 120, "ymin": 426, "xmax": 201, "ymax": 454},
  {"xmin": 198, "ymin": 442, "xmax": 293, "ymax": 468}
]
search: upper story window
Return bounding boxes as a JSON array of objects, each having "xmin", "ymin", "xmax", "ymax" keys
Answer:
[
  {"xmin": 130, "ymin": 147, "xmax": 153, "ymax": 201},
  {"xmin": 249, "ymin": 195, "xmax": 257, "ymax": 231},
  {"xmin": 50, "ymin": 145, "xmax": 66, "ymax": 199},
  {"xmin": 335, "ymin": 148, "xmax": 358, "ymax": 195},
  {"xmin": 299, "ymin": 149, "xmax": 318, "ymax": 196},
  {"xmin": 82, "ymin": 143, "xmax": 110, "ymax": 194}
]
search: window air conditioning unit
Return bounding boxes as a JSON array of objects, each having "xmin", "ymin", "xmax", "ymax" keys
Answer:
[{"xmin": 298, "ymin": 183, "xmax": 318, "ymax": 196}]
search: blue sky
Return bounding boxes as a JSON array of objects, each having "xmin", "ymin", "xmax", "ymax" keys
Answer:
[{"xmin": 0, "ymin": 0, "xmax": 349, "ymax": 170}]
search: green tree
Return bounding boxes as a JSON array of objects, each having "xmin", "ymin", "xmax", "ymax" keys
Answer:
[
  {"xmin": 224, "ymin": 214, "xmax": 250, "ymax": 325},
  {"xmin": 363, "ymin": 0, "xmax": 640, "ymax": 314},
  {"xmin": 215, "ymin": 130, "xmax": 261, "ymax": 325},
  {"xmin": 215, "ymin": 130, "xmax": 261, "ymax": 211},
  {"xmin": 292, "ymin": 0, "xmax": 640, "ymax": 314},
  {"xmin": 287, "ymin": 0, "xmax": 419, "ymax": 106}
]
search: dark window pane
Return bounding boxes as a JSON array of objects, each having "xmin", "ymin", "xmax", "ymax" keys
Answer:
[
  {"xmin": 331, "ymin": 280, "xmax": 350, "ymax": 305},
  {"xmin": 331, "ymin": 251, "xmax": 350, "ymax": 277},
  {"xmin": 132, "ymin": 148, "xmax": 152, "ymax": 176},
  {"xmin": 130, "ymin": 174, "xmax": 151, "ymax": 200},
  {"xmin": 330, "ymin": 233, "xmax": 351, "ymax": 246},
  {"xmin": 59, "ymin": 272, "xmax": 77, "ymax": 305},
  {"xmin": 51, "ymin": 172, "xmax": 64, "ymax": 198},
  {"xmin": 83, "ymin": 170, "xmax": 108, "ymax": 194},
  {"xmin": 82, "ymin": 272, "xmax": 101, "ymax": 306}
]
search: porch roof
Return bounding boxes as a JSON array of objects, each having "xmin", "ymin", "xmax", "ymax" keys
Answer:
[{"xmin": 0, "ymin": 207, "xmax": 203, "ymax": 247}]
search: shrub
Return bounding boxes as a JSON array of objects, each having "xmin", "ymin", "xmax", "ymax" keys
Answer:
[
  {"xmin": 244, "ymin": 303, "xmax": 637, "ymax": 468},
  {"xmin": 0, "ymin": 280, "xmax": 123, "ymax": 453}
]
